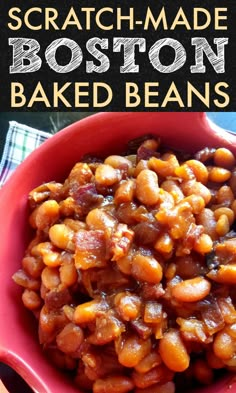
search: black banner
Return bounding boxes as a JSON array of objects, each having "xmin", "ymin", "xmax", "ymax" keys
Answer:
[{"xmin": 0, "ymin": 0, "xmax": 235, "ymax": 111}]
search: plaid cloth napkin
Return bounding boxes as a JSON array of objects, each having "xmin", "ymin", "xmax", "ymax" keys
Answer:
[{"xmin": 0, "ymin": 121, "xmax": 51, "ymax": 187}]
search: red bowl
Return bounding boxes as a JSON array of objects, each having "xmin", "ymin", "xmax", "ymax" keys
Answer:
[{"xmin": 0, "ymin": 112, "xmax": 236, "ymax": 393}]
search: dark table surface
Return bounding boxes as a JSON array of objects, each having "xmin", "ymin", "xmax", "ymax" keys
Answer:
[{"xmin": 1, "ymin": 112, "xmax": 236, "ymax": 392}]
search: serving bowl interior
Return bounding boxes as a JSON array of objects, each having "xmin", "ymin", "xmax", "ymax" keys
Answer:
[{"xmin": 0, "ymin": 112, "xmax": 236, "ymax": 393}]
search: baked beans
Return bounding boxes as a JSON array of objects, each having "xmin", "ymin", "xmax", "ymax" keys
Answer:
[{"xmin": 13, "ymin": 137, "xmax": 236, "ymax": 393}]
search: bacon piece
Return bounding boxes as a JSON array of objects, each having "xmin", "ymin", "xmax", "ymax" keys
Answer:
[
  {"xmin": 74, "ymin": 230, "xmax": 107, "ymax": 270},
  {"xmin": 110, "ymin": 224, "xmax": 134, "ymax": 261}
]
